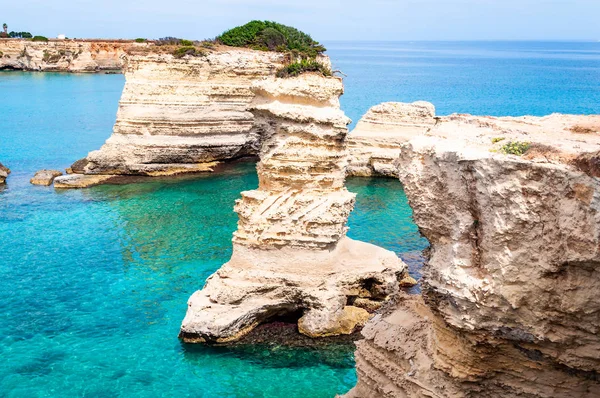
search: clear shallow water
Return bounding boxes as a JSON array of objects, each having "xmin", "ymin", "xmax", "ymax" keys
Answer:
[
  {"xmin": 0, "ymin": 72, "xmax": 424, "ymax": 397},
  {"xmin": 325, "ymin": 41, "xmax": 600, "ymax": 126},
  {"xmin": 1, "ymin": 41, "xmax": 596, "ymax": 397}
]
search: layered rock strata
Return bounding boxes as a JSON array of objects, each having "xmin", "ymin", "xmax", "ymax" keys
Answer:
[
  {"xmin": 63, "ymin": 49, "xmax": 289, "ymax": 185},
  {"xmin": 179, "ymin": 74, "xmax": 409, "ymax": 343},
  {"xmin": 345, "ymin": 111, "xmax": 600, "ymax": 397},
  {"xmin": 0, "ymin": 39, "xmax": 141, "ymax": 72},
  {"xmin": 347, "ymin": 101, "xmax": 436, "ymax": 177},
  {"xmin": 0, "ymin": 162, "xmax": 9, "ymax": 184}
]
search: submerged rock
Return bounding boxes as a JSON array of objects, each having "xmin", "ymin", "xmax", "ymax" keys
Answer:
[
  {"xmin": 53, "ymin": 174, "xmax": 118, "ymax": 189},
  {"xmin": 0, "ymin": 162, "xmax": 9, "ymax": 184},
  {"xmin": 180, "ymin": 74, "xmax": 410, "ymax": 344},
  {"xmin": 345, "ymin": 108, "xmax": 600, "ymax": 397},
  {"xmin": 30, "ymin": 169, "xmax": 63, "ymax": 186}
]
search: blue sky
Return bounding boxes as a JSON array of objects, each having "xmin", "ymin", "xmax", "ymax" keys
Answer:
[{"xmin": 3, "ymin": 0, "xmax": 599, "ymax": 41}]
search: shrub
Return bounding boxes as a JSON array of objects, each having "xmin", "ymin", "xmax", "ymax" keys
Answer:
[
  {"xmin": 32, "ymin": 35, "xmax": 48, "ymax": 42},
  {"xmin": 500, "ymin": 141, "xmax": 531, "ymax": 156},
  {"xmin": 172, "ymin": 46, "xmax": 206, "ymax": 58},
  {"xmin": 134, "ymin": 38, "xmax": 147, "ymax": 43},
  {"xmin": 180, "ymin": 39, "xmax": 194, "ymax": 46},
  {"xmin": 491, "ymin": 137, "xmax": 505, "ymax": 144},
  {"xmin": 9, "ymin": 31, "xmax": 32, "ymax": 38},
  {"xmin": 217, "ymin": 20, "xmax": 325, "ymax": 57},
  {"xmin": 156, "ymin": 37, "xmax": 182, "ymax": 46},
  {"xmin": 276, "ymin": 58, "xmax": 332, "ymax": 78},
  {"xmin": 42, "ymin": 50, "xmax": 62, "ymax": 63}
]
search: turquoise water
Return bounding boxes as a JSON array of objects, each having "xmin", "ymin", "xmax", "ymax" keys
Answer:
[
  {"xmin": 1, "ymin": 41, "xmax": 597, "ymax": 397},
  {"xmin": 0, "ymin": 72, "xmax": 424, "ymax": 397}
]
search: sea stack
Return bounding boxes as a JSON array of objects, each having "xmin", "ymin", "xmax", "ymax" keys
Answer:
[
  {"xmin": 63, "ymin": 48, "xmax": 287, "ymax": 186},
  {"xmin": 345, "ymin": 108, "xmax": 600, "ymax": 397},
  {"xmin": 179, "ymin": 74, "xmax": 410, "ymax": 343}
]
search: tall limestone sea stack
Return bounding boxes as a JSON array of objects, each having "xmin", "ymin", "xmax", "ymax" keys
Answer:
[
  {"xmin": 344, "ymin": 103, "xmax": 600, "ymax": 397},
  {"xmin": 179, "ymin": 74, "xmax": 410, "ymax": 342}
]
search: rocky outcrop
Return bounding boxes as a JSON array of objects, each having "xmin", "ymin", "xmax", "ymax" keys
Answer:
[
  {"xmin": 0, "ymin": 39, "xmax": 142, "ymax": 72},
  {"xmin": 30, "ymin": 169, "xmax": 63, "ymax": 186},
  {"xmin": 347, "ymin": 101, "xmax": 436, "ymax": 177},
  {"xmin": 179, "ymin": 74, "xmax": 409, "ymax": 343},
  {"xmin": 63, "ymin": 49, "xmax": 288, "ymax": 184},
  {"xmin": 345, "ymin": 110, "xmax": 600, "ymax": 397},
  {"xmin": 0, "ymin": 162, "xmax": 9, "ymax": 184}
]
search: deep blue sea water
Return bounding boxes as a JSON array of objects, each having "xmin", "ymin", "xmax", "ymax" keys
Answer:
[
  {"xmin": 326, "ymin": 41, "xmax": 600, "ymax": 126},
  {"xmin": 1, "ymin": 41, "xmax": 598, "ymax": 397}
]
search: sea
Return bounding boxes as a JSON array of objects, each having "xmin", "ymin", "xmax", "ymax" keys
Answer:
[{"xmin": 0, "ymin": 41, "xmax": 598, "ymax": 397}]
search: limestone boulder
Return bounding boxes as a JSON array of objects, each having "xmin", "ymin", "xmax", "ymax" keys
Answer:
[
  {"xmin": 0, "ymin": 162, "xmax": 9, "ymax": 184},
  {"xmin": 30, "ymin": 169, "xmax": 63, "ymax": 186}
]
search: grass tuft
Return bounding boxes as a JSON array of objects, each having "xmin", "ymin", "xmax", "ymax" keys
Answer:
[{"xmin": 500, "ymin": 141, "xmax": 531, "ymax": 156}]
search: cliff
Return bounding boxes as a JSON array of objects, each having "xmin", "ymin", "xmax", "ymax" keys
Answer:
[
  {"xmin": 0, "ymin": 39, "xmax": 141, "ymax": 72},
  {"xmin": 179, "ymin": 74, "xmax": 411, "ymax": 343},
  {"xmin": 55, "ymin": 48, "xmax": 290, "ymax": 186},
  {"xmin": 347, "ymin": 101, "xmax": 436, "ymax": 177},
  {"xmin": 344, "ymin": 104, "xmax": 600, "ymax": 397}
]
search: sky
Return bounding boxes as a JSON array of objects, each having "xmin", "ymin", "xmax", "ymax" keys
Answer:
[{"xmin": 2, "ymin": 0, "xmax": 599, "ymax": 41}]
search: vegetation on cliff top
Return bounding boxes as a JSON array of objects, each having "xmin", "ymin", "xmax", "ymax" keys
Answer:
[
  {"xmin": 216, "ymin": 20, "xmax": 331, "ymax": 78},
  {"xmin": 276, "ymin": 58, "xmax": 332, "ymax": 78},
  {"xmin": 216, "ymin": 20, "xmax": 326, "ymax": 57}
]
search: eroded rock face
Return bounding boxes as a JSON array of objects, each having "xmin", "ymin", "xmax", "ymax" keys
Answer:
[
  {"xmin": 345, "ymin": 111, "xmax": 600, "ymax": 397},
  {"xmin": 347, "ymin": 101, "xmax": 436, "ymax": 177},
  {"xmin": 0, "ymin": 162, "xmax": 10, "ymax": 184},
  {"xmin": 72, "ymin": 50, "xmax": 286, "ymax": 178},
  {"xmin": 0, "ymin": 39, "xmax": 139, "ymax": 72},
  {"xmin": 179, "ymin": 74, "xmax": 409, "ymax": 343}
]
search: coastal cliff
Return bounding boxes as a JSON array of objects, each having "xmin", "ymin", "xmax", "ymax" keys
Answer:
[
  {"xmin": 55, "ymin": 48, "xmax": 291, "ymax": 186},
  {"xmin": 179, "ymin": 74, "xmax": 410, "ymax": 343},
  {"xmin": 347, "ymin": 101, "xmax": 436, "ymax": 177},
  {"xmin": 344, "ymin": 105, "xmax": 600, "ymax": 397},
  {"xmin": 0, "ymin": 39, "xmax": 141, "ymax": 72}
]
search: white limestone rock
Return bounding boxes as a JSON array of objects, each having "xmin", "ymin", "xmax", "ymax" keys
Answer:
[
  {"xmin": 30, "ymin": 169, "xmax": 63, "ymax": 186},
  {"xmin": 180, "ymin": 74, "xmax": 409, "ymax": 343},
  {"xmin": 345, "ymin": 112, "xmax": 600, "ymax": 397}
]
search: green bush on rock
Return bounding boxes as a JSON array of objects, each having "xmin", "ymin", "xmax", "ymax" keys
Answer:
[
  {"xmin": 31, "ymin": 35, "xmax": 48, "ymax": 42},
  {"xmin": 217, "ymin": 20, "xmax": 325, "ymax": 57},
  {"xmin": 500, "ymin": 141, "xmax": 531, "ymax": 156},
  {"xmin": 276, "ymin": 58, "xmax": 332, "ymax": 78},
  {"xmin": 172, "ymin": 46, "xmax": 206, "ymax": 59}
]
